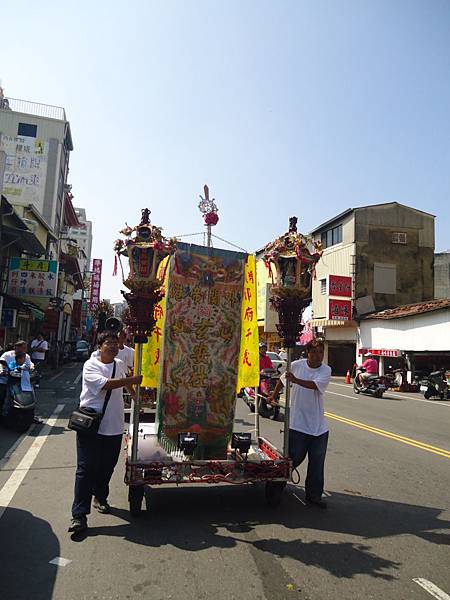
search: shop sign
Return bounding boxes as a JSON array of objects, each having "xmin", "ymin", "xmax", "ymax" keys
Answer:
[
  {"xmin": 328, "ymin": 275, "xmax": 352, "ymax": 298},
  {"xmin": 89, "ymin": 258, "xmax": 102, "ymax": 310},
  {"xmin": 8, "ymin": 258, "xmax": 58, "ymax": 298},
  {"xmin": 358, "ymin": 348, "xmax": 401, "ymax": 357},
  {"xmin": 1, "ymin": 308, "xmax": 17, "ymax": 328},
  {"xmin": 329, "ymin": 299, "xmax": 352, "ymax": 321}
]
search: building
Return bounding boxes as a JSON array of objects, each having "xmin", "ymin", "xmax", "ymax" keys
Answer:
[
  {"xmin": 309, "ymin": 202, "xmax": 435, "ymax": 374},
  {"xmin": 69, "ymin": 207, "xmax": 92, "ymax": 284},
  {"xmin": 358, "ymin": 299, "xmax": 450, "ymax": 381},
  {"xmin": 434, "ymin": 252, "xmax": 450, "ymax": 299}
]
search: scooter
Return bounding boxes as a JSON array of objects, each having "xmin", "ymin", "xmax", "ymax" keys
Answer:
[
  {"xmin": 243, "ymin": 368, "xmax": 280, "ymax": 419},
  {"xmin": 0, "ymin": 360, "xmax": 37, "ymax": 432},
  {"xmin": 353, "ymin": 367, "xmax": 386, "ymax": 398},
  {"xmin": 420, "ymin": 369, "xmax": 449, "ymax": 400}
]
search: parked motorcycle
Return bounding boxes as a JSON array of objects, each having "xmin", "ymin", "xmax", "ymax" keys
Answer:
[
  {"xmin": 420, "ymin": 369, "xmax": 449, "ymax": 400},
  {"xmin": 0, "ymin": 360, "xmax": 37, "ymax": 432},
  {"xmin": 243, "ymin": 368, "xmax": 280, "ymax": 419},
  {"xmin": 353, "ymin": 367, "xmax": 387, "ymax": 398}
]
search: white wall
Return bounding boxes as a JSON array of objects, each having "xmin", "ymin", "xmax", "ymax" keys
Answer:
[{"xmin": 359, "ymin": 310, "xmax": 450, "ymax": 351}]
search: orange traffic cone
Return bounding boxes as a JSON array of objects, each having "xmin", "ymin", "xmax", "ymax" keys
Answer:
[{"xmin": 345, "ymin": 370, "xmax": 351, "ymax": 384}]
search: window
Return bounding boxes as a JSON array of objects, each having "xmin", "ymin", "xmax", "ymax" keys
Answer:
[
  {"xmin": 374, "ymin": 263, "xmax": 396, "ymax": 294},
  {"xmin": 321, "ymin": 224, "xmax": 343, "ymax": 249},
  {"xmin": 18, "ymin": 122, "xmax": 37, "ymax": 137},
  {"xmin": 392, "ymin": 232, "xmax": 407, "ymax": 244},
  {"xmin": 320, "ymin": 279, "xmax": 327, "ymax": 294}
]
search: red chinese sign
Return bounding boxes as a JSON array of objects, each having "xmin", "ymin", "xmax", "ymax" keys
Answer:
[
  {"xmin": 329, "ymin": 299, "xmax": 352, "ymax": 321},
  {"xmin": 358, "ymin": 348, "xmax": 401, "ymax": 357},
  {"xmin": 89, "ymin": 259, "xmax": 102, "ymax": 310},
  {"xmin": 329, "ymin": 275, "xmax": 352, "ymax": 298}
]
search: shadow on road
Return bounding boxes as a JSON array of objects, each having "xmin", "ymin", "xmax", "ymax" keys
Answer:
[
  {"xmin": 82, "ymin": 485, "xmax": 449, "ymax": 581},
  {"xmin": 0, "ymin": 508, "xmax": 59, "ymax": 600}
]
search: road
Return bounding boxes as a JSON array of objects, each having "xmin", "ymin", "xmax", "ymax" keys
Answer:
[{"xmin": 0, "ymin": 366, "xmax": 449, "ymax": 600}]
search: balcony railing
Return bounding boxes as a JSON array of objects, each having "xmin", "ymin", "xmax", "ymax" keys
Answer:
[{"xmin": 0, "ymin": 97, "xmax": 66, "ymax": 121}]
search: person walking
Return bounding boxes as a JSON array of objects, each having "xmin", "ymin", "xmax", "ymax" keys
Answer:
[
  {"xmin": 69, "ymin": 332, "xmax": 142, "ymax": 534},
  {"xmin": 30, "ymin": 333, "xmax": 48, "ymax": 385},
  {"xmin": 270, "ymin": 338, "xmax": 331, "ymax": 508}
]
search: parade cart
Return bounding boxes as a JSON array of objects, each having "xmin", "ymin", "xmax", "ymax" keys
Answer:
[{"xmin": 114, "ymin": 191, "xmax": 321, "ymax": 516}]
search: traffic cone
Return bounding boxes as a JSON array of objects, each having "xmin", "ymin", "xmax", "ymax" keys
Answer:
[{"xmin": 345, "ymin": 369, "xmax": 351, "ymax": 384}]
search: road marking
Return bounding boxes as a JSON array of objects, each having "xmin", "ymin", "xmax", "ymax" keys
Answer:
[
  {"xmin": 49, "ymin": 557, "xmax": 72, "ymax": 567},
  {"xmin": 0, "ymin": 404, "xmax": 65, "ymax": 520},
  {"xmin": 325, "ymin": 411, "xmax": 450, "ymax": 459},
  {"xmin": 72, "ymin": 372, "xmax": 82, "ymax": 385},
  {"xmin": 329, "ymin": 381, "xmax": 450, "ymax": 407},
  {"xmin": 47, "ymin": 371, "xmax": 63, "ymax": 382},
  {"xmin": 413, "ymin": 578, "xmax": 450, "ymax": 600},
  {"xmin": 292, "ymin": 492, "xmax": 306, "ymax": 505}
]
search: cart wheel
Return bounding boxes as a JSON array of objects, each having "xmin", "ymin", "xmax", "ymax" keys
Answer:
[
  {"xmin": 265, "ymin": 481, "xmax": 286, "ymax": 508},
  {"xmin": 129, "ymin": 486, "xmax": 144, "ymax": 516}
]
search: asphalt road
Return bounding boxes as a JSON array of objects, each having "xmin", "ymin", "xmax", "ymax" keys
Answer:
[{"xmin": 0, "ymin": 366, "xmax": 449, "ymax": 600}]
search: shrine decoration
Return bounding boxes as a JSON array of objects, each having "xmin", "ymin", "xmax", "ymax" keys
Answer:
[
  {"xmin": 261, "ymin": 216, "xmax": 322, "ymax": 348},
  {"xmin": 114, "ymin": 208, "xmax": 177, "ymax": 342},
  {"xmin": 198, "ymin": 184, "xmax": 219, "ymax": 246}
]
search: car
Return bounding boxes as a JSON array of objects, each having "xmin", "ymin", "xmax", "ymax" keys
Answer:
[
  {"xmin": 266, "ymin": 351, "xmax": 286, "ymax": 375},
  {"xmin": 74, "ymin": 340, "xmax": 90, "ymax": 362}
]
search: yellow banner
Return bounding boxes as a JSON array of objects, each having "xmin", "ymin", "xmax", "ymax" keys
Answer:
[
  {"xmin": 236, "ymin": 255, "xmax": 259, "ymax": 390},
  {"xmin": 140, "ymin": 256, "xmax": 170, "ymax": 387}
]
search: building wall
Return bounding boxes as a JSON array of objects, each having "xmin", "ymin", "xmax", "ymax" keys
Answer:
[
  {"xmin": 359, "ymin": 311, "xmax": 450, "ymax": 352},
  {"xmin": 434, "ymin": 253, "xmax": 450, "ymax": 299},
  {"xmin": 354, "ymin": 204, "xmax": 434, "ymax": 310}
]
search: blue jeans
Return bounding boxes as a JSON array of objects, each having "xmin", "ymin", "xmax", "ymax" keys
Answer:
[
  {"xmin": 72, "ymin": 433, "xmax": 122, "ymax": 517},
  {"xmin": 289, "ymin": 429, "xmax": 329, "ymax": 500}
]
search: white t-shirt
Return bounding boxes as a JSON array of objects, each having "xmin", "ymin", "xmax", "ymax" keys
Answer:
[
  {"xmin": 0, "ymin": 351, "xmax": 34, "ymax": 383},
  {"xmin": 31, "ymin": 339, "xmax": 49, "ymax": 361},
  {"xmin": 283, "ymin": 359, "xmax": 332, "ymax": 436},
  {"xmin": 91, "ymin": 346, "xmax": 135, "ymax": 371},
  {"xmin": 79, "ymin": 357, "xmax": 128, "ymax": 436}
]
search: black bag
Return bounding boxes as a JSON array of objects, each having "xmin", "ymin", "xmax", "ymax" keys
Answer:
[{"xmin": 68, "ymin": 361, "xmax": 116, "ymax": 436}]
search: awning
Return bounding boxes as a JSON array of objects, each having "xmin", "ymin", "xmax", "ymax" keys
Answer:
[
  {"xmin": 22, "ymin": 302, "xmax": 45, "ymax": 321},
  {"xmin": 2, "ymin": 225, "xmax": 46, "ymax": 256},
  {"xmin": 310, "ymin": 318, "xmax": 358, "ymax": 328}
]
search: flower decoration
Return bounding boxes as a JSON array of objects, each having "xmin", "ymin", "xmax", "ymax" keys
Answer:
[{"xmin": 198, "ymin": 184, "xmax": 219, "ymax": 227}]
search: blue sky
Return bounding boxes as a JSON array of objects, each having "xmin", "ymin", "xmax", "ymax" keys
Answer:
[{"xmin": 1, "ymin": 0, "xmax": 449, "ymax": 301}]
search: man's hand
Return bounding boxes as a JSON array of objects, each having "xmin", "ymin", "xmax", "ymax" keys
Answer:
[
  {"xmin": 285, "ymin": 372, "xmax": 298, "ymax": 385},
  {"xmin": 127, "ymin": 374, "xmax": 143, "ymax": 386}
]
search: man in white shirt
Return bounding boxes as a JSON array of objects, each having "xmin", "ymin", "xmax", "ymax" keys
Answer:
[
  {"xmin": 91, "ymin": 329, "xmax": 135, "ymax": 373},
  {"xmin": 270, "ymin": 338, "xmax": 331, "ymax": 508},
  {"xmin": 69, "ymin": 332, "xmax": 142, "ymax": 534},
  {"xmin": 0, "ymin": 341, "xmax": 34, "ymax": 417},
  {"xmin": 30, "ymin": 333, "xmax": 48, "ymax": 387}
]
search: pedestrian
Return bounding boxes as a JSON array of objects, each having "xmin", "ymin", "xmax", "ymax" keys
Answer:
[
  {"xmin": 30, "ymin": 333, "xmax": 49, "ymax": 385},
  {"xmin": 0, "ymin": 341, "xmax": 34, "ymax": 418},
  {"xmin": 270, "ymin": 338, "xmax": 331, "ymax": 508},
  {"xmin": 91, "ymin": 329, "xmax": 135, "ymax": 374},
  {"xmin": 69, "ymin": 332, "xmax": 142, "ymax": 534}
]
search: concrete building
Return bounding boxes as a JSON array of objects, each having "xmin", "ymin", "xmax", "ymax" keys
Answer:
[
  {"xmin": 309, "ymin": 202, "xmax": 435, "ymax": 374},
  {"xmin": 434, "ymin": 252, "xmax": 450, "ymax": 299}
]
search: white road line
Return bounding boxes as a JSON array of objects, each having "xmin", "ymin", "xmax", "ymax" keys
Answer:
[
  {"xmin": 328, "ymin": 382, "xmax": 450, "ymax": 407},
  {"xmin": 0, "ymin": 404, "xmax": 64, "ymax": 520},
  {"xmin": 0, "ymin": 432, "xmax": 29, "ymax": 470},
  {"xmin": 413, "ymin": 578, "xmax": 450, "ymax": 600},
  {"xmin": 292, "ymin": 492, "xmax": 306, "ymax": 505},
  {"xmin": 47, "ymin": 371, "xmax": 63, "ymax": 382},
  {"xmin": 49, "ymin": 557, "xmax": 72, "ymax": 567},
  {"xmin": 72, "ymin": 372, "xmax": 82, "ymax": 385}
]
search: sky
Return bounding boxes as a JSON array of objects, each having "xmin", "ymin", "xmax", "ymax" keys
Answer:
[{"xmin": 1, "ymin": 0, "xmax": 449, "ymax": 302}]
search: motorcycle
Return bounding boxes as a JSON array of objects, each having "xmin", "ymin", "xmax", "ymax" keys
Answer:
[
  {"xmin": 243, "ymin": 368, "xmax": 281, "ymax": 419},
  {"xmin": 0, "ymin": 360, "xmax": 37, "ymax": 432},
  {"xmin": 353, "ymin": 367, "xmax": 387, "ymax": 398},
  {"xmin": 420, "ymin": 369, "xmax": 449, "ymax": 400}
]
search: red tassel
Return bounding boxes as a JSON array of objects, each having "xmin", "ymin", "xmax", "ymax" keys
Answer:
[{"xmin": 112, "ymin": 255, "xmax": 118, "ymax": 276}]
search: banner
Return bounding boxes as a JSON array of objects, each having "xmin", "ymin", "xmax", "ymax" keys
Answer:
[
  {"xmin": 157, "ymin": 243, "xmax": 246, "ymax": 459},
  {"xmin": 90, "ymin": 259, "xmax": 102, "ymax": 310},
  {"xmin": 236, "ymin": 255, "xmax": 259, "ymax": 390},
  {"xmin": 8, "ymin": 258, "xmax": 58, "ymax": 298},
  {"xmin": 141, "ymin": 256, "xmax": 170, "ymax": 387},
  {"xmin": 329, "ymin": 298, "xmax": 352, "ymax": 321}
]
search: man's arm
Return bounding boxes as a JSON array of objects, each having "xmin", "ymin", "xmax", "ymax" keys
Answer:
[
  {"xmin": 285, "ymin": 372, "xmax": 318, "ymax": 390},
  {"xmin": 102, "ymin": 374, "xmax": 142, "ymax": 391}
]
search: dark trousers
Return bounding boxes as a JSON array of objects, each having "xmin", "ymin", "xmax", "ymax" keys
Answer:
[
  {"xmin": 289, "ymin": 429, "xmax": 329, "ymax": 500},
  {"xmin": 72, "ymin": 433, "xmax": 122, "ymax": 517}
]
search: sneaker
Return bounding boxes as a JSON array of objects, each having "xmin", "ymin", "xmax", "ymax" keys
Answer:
[
  {"xmin": 68, "ymin": 515, "xmax": 87, "ymax": 533},
  {"xmin": 93, "ymin": 498, "xmax": 111, "ymax": 514},
  {"xmin": 305, "ymin": 496, "xmax": 328, "ymax": 509}
]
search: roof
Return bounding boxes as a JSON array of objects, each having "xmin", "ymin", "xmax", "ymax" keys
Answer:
[
  {"xmin": 63, "ymin": 193, "xmax": 81, "ymax": 227},
  {"xmin": 25, "ymin": 204, "xmax": 57, "ymax": 240},
  {"xmin": 1, "ymin": 196, "xmax": 46, "ymax": 256},
  {"xmin": 360, "ymin": 299, "xmax": 450, "ymax": 320},
  {"xmin": 309, "ymin": 202, "xmax": 435, "ymax": 235}
]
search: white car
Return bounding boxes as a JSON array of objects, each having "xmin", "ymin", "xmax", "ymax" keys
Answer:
[{"xmin": 267, "ymin": 352, "xmax": 286, "ymax": 375}]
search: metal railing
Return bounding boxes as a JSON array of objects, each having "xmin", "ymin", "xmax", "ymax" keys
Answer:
[{"xmin": 0, "ymin": 97, "xmax": 66, "ymax": 121}]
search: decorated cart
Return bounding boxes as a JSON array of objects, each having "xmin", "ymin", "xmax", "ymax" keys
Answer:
[{"xmin": 114, "ymin": 189, "xmax": 320, "ymax": 515}]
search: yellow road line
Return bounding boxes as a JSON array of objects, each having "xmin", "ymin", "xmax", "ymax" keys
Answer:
[{"xmin": 325, "ymin": 412, "xmax": 450, "ymax": 459}]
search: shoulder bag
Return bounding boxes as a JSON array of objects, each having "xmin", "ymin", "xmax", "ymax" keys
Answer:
[{"xmin": 68, "ymin": 360, "xmax": 117, "ymax": 436}]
